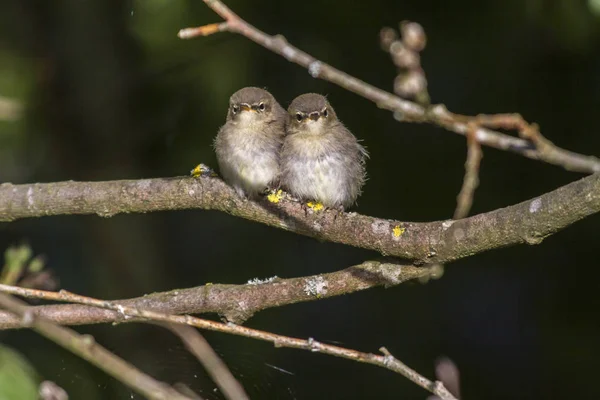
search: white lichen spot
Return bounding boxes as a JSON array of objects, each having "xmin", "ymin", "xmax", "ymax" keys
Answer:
[
  {"xmin": 188, "ymin": 189, "xmax": 195, "ymax": 196},
  {"xmin": 529, "ymin": 198, "xmax": 542, "ymax": 213},
  {"xmin": 371, "ymin": 220, "xmax": 390, "ymax": 235},
  {"xmin": 304, "ymin": 276, "xmax": 328, "ymax": 297},
  {"xmin": 308, "ymin": 61, "xmax": 322, "ymax": 78},
  {"xmin": 453, "ymin": 228, "xmax": 465, "ymax": 241},
  {"xmin": 116, "ymin": 305, "xmax": 132, "ymax": 320},
  {"xmin": 313, "ymin": 222, "xmax": 322, "ymax": 232},
  {"xmin": 282, "ymin": 46, "xmax": 296, "ymax": 60},
  {"xmin": 137, "ymin": 179, "xmax": 152, "ymax": 190},
  {"xmin": 26, "ymin": 187, "xmax": 34, "ymax": 209},
  {"xmin": 247, "ymin": 276, "xmax": 279, "ymax": 285},
  {"xmin": 442, "ymin": 220, "xmax": 454, "ymax": 230},
  {"xmin": 475, "ymin": 129, "xmax": 488, "ymax": 142},
  {"xmin": 380, "ymin": 264, "xmax": 402, "ymax": 284},
  {"xmin": 307, "ymin": 337, "xmax": 321, "ymax": 352}
]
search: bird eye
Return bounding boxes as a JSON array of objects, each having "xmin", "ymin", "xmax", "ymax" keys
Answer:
[
  {"xmin": 258, "ymin": 102, "xmax": 266, "ymax": 111},
  {"xmin": 232, "ymin": 105, "xmax": 239, "ymax": 114},
  {"xmin": 296, "ymin": 113, "xmax": 303, "ymax": 122},
  {"xmin": 323, "ymin": 109, "xmax": 328, "ymax": 117}
]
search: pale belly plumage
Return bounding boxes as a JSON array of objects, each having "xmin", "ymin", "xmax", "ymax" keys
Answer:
[
  {"xmin": 216, "ymin": 127, "xmax": 280, "ymax": 198},
  {"xmin": 285, "ymin": 154, "xmax": 352, "ymax": 208}
]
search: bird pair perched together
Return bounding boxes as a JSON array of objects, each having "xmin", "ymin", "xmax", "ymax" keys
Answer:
[{"xmin": 214, "ymin": 87, "xmax": 368, "ymax": 210}]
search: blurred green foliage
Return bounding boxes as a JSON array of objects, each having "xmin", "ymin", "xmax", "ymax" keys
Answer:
[{"xmin": 0, "ymin": 345, "xmax": 39, "ymax": 400}]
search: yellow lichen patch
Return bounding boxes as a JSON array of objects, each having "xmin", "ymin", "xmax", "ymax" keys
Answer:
[
  {"xmin": 267, "ymin": 189, "xmax": 284, "ymax": 204},
  {"xmin": 190, "ymin": 164, "xmax": 205, "ymax": 177},
  {"xmin": 190, "ymin": 164, "xmax": 216, "ymax": 178},
  {"xmin": 393, "ymin": 225, "xmax": 405, "ymax": 237},
  {"xmin": 307, "ymin": 201, "xmax": 324, "ymax": 211}
]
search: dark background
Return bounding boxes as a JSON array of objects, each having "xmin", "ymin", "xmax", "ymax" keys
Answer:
[{"xmin": 1, "ymin": 0, "xmax": 599, "ymax": 399}]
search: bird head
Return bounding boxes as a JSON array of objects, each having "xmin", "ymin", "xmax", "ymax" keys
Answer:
[
  {"xmin": 227, "ymin": 87, "xmax": 282, "ymax": 125},
  {"xmin": 287, "ymin": 93, "xmax": 337, "ymax": 135}
]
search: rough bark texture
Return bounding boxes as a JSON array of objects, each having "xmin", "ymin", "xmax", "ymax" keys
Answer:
[
  {"xmin": 1, "ymin": 173, "xmax": 599, "ymax": 264},
  {"xmin": 0, "ymin": 261, "xmax": 429, "ymax": 329}
]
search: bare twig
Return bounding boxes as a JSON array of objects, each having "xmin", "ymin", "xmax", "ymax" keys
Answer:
[
  {"xmin": 165, "ymin": 324, "xmax": 249, "ymax": 400},
  {"xmin": 454, "ymin": 123, "xmax": 483, "ymax": 219},
  {"xmin": 0, "ymin": 261, "xmax": 430, "ymax": 325},
  {"xmin": 1, "ymin": 174, "xmax": 599, "ymax": 264},
  {"xmin": 379, "ymin": 347, "xmax": 457, "ymax": 400},
  {"xmin": 0, "ymin": 286, "xmax": 457, "ymax": 399},
  {"xmin": 381, "ymin": 21, "xmax": 430, "ymax": 106},
  {"xmin": 178, "ymin": 0, "xmax": 600, "ymax": 174},
  {"xmin": 0, "ymin": 293, "xmax": 193, "ymax": 400}
]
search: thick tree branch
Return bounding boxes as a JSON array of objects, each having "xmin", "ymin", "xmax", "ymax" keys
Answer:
[
  {"xmin": 1, "ymin": 174, "xmax": 599, "ymax": 264},
  {"xmin": 0, "ymin": 261, "xmax": 430, "ymax": 326},
  {"xmin": 178, "ymin": 0, "xmax": 600, "ymax": 174}
]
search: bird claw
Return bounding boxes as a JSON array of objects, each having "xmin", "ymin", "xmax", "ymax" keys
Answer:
[{"xmin": 332, "ymin": 205, "xmax": 345, "ymax": 220}]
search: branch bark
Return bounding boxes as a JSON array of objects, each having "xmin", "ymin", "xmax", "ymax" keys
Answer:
[
  {"xmin": 1, "ymin": 173, "xmax": 599, "ymax": 264},
  {"xmin": 0, "ymin": 261, "xmax": 430, "ymax": 327},
  {"xmin": 0, "ymin": 285, "xmax": 458, "ymax": 400}
]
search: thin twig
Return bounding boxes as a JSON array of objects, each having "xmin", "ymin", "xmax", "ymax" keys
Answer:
[
  {"xmin": 454, "ymin": 123, "xmax": 483, "ymax": 219},
  {"xmin": 0, "ymin": 293, "xmax": 193, "ymax": 400},
  {"xmin": 165, "ymin": 324, "xmax": 249, "ymax": 400},
  {"xmin": 0, "ymin": 286, "xmax": 457, "ymax": 400},
  {"xmin": 1, "ymin": 173, "xmax": 599, "ymax": 264},
  {"xmin": 177, "ymin": 1, "xmax": 600, "ymax": 174},
  {"xmin": 379, "ymin": 347, "xmax": 456, "ymax": 400}
]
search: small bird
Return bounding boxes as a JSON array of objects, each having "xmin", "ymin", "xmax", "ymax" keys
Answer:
[
  {"xmin": 214, "ymin": 87, "xmax": 287, "ymax": 198},
  {"xmin": 281, "ymin": 93, "xmax": 368, "ymax": 209}
]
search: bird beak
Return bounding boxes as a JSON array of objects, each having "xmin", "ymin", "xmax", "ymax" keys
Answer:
[
  {"xmin": 240, "ymin": 103, "xmax": 254, "ymax": 112},
  {"xmin": 308, "ymin": 112, "xmax": 320, "ymax": 121}
]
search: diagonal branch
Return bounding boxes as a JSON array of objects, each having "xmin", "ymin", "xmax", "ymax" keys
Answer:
[
  {"xmin": 0, "ymin": 261, "xmax": 430, "ymax": 326},
  {"xmin": 1, "ymin": 173, "xmax": 599, "ymax": 264},
  {"xmin": 0, "ymin": 286, "xmax": 458, "ymax": 400},
  {"xmin": 178, "ymin": 0, "xmax": 600, "ymax": 174}
]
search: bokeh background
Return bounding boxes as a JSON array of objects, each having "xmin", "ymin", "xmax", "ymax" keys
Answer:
[{"xmin": 1, "ymin": 0, "xmax": 600, "ymax": 399}]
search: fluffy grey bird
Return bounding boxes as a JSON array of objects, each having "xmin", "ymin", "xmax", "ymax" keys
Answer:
[
  {"xmin": 214, "ymin": 87, "xmax": 287, "ymax": 198},
  {"xmin": 281, "ymin": 93, "xmax": 368, "ymax": 209}
]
